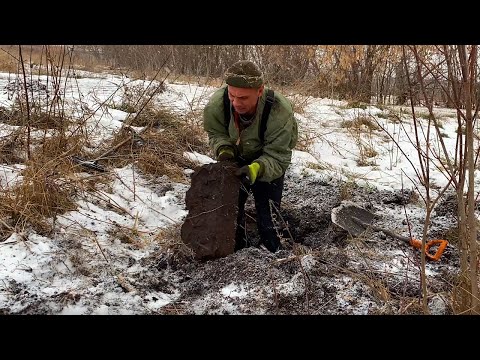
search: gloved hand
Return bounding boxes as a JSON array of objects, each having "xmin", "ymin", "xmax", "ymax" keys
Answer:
[
  {"xmin": 235, "ymin": 162, "xmax": 263, "ymax": 185},
  {"xmin": 217, "ymin": 146, "xmax": 235, "ymax": 161}
]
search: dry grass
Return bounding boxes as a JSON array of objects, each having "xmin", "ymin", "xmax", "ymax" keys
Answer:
[
  {"xmin": 0, "ymin": 61, "xmax": 16, "ymax": 74},
  {"xmin": 69, "ymin": 50, "xmax": 111, "ymax": 73},
  {"xmin": 0, "ymin": 131, "xmax": 100, "ymax": 236},
  {"xmin": 0, "ymin": 128, "xmax": 25, "ymax": 164},
  {"xmin": 339, "ymin": 180, "xmax": 356, "ymax": 200},
  {"xmin": 356, "ymin": 144, "xmax": 379, "ymax": 167},
  {"xmin": 305, "ymin": 161, "xmax": 331, "ymax": 171},
  {"xmin": 94, "ymin": 109, "xmax": 209, "ymax": 183},
  {"xmin": 442, "ymin": 225, "xmax": 459, "ymax": 246},
  {"xmin": 107, "ymin": 215, "xmax": 146, "ymax": 248},
  {"xmin": 0, "ymin": 84, "xmax": 208, "ymax": 236},
  {"xmin": 0, "ymin": 159, "xmax": 77, "ymax": 235},
  {"xmin": 273, "ymin": 81, "xmax": 315, "ymax": 111},
  {"xmin": 129, "ymin": 107, "xmax": 174, "ymax": 128},
  {"xmin": 1, "ymin": 108, "xmax": 69, "ymax": 131},
  {"xmin": 0, "ymin": 46, "xmax": 18, "ymax": 73},
  {"xmin": 0, "ymin": 102, "xmax": 101, "ymax": 236},
  {"xmin": 340, "ymin": 115, "xmax": 380, "ymax": 167},
  {"xmin": 368, "ymin": 296, "xmax": 424, "ymax": 315},
  {"xmin": 345, "ymin": 101, "xmax": 368, "ymax": 110},
  {"xmin": 137, "ymin": 122, "xmax": 208, "ymax": 182},
  {"xmin": 154, "ymin": 223, "xmax": 195, "ymax": 260},
  {"xmin": 340, "ymin": 116, "xmax": 380, "ymax": 131},
  {"xmin": 110, "ymin": 81, "xmax": 167, "ymax": 118},
  {"xmin": 38, "ymin": 133, "xmax": 86, "ymax": 158}
]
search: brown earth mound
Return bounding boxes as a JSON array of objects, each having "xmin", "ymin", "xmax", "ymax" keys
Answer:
[{"xmin": 181, "ymin": 162, "xmax": 241, "ymax": 260}]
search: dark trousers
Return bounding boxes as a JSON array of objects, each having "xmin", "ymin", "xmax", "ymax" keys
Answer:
[{"xmin": 235, "ymin": 174, "xmax": 285, "ymax": 252}]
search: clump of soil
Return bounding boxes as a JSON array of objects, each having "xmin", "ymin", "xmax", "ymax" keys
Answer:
[{"xmin": 181, "ymin": 162, "xmax": 241, "ymax": 260}]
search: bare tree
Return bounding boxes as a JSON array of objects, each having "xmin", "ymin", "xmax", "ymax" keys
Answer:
[{"xmin": 406, "ymin": 45, "xmax": 479, "ymax": 314}]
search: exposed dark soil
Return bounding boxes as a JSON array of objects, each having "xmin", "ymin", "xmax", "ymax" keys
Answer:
[
  {"xmin": 1, "ymin": 169, "xmax": 460, "ymax": 315},
  {"xmin": 138, "ymin": 171, "xmax": 459, "ymax": 315}
]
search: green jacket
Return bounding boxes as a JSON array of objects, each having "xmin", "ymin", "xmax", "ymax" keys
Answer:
[{"xmin": 203, "ymin": 85, "xmax": 298, "ymax": 182}]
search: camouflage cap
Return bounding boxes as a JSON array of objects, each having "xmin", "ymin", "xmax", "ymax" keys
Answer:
[{"xmin": 224, "ymin": 60, "xmax": 263, "ymax": 88}]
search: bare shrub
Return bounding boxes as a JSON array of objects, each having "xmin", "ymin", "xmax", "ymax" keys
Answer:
[{"xmin": 295, "ymin": 131, "xmax": 318, "ymax": 152}]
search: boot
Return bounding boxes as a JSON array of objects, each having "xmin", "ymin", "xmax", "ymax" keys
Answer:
[
  {"xmin": 234, "ymin": 237, "xmax": 249, "ymax": 251},
  {"xmin": 261, "ymin": 236, "xmax": 282, "ymax": 253}
]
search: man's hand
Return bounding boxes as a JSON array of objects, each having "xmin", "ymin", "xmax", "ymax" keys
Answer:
[
  {"xmin": 235, "ymin": 162, "xmax": 262, "ymax": 185},
  {"xmin": 217, "ymin": 146, "xmax": 235, "ymax": 161}
]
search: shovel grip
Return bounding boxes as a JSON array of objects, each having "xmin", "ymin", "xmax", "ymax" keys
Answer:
[
  {"xmin": 409, "ymin": 238, "xmax": 448, "ymax": 261},
  {"xmin": 350, "ymin": 216, "xmax": 448, "ymax": 261}
]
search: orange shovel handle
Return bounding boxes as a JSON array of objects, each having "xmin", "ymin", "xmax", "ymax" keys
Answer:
[{"xmin": 409, "ymin": 238, "xmax": 448, "ymax": 261}]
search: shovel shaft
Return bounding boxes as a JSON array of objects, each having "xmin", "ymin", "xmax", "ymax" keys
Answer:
[
  {"xmin": 351, "ymin": 217, "xmax": 410, "ymax": 242},
  {"xmin": 369, "ymin": 224, "xmax": 411, "ymax": 243},
  {"xmin": 351, "ymin": 216, "xmax": 448, "ymax": 261}
]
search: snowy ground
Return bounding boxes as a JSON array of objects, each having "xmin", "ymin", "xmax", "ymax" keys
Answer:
[{"xmin": 0, "ymin": 69, "xmax": 470, "ymax": 314}]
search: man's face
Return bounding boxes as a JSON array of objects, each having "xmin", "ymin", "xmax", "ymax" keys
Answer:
[{"xmin": 227, "ymin": 85, "xmax": 264, "ymax": 115}]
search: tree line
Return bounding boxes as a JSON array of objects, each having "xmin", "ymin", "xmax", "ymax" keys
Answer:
[{"xmin": 78, "ymin": 45, "xmax": 478, "ymax": 108}]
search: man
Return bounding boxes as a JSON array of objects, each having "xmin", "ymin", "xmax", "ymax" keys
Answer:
[{"xmin": 203, "ymin": 60, "xmax": 298, "ymax": 253}]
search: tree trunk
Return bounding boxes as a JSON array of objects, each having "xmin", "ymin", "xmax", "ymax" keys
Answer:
[{"xmin": 459, "ymin": 45, "xmax": 479, "ymax": 314}]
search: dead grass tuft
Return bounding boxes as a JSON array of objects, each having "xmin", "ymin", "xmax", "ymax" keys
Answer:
[
  {"xmin": 107, "ymin": 215, "xmax": 146, "ymax": 248},
  {"xmin": 339, "ymin": 180, "xmax": 356, "ymax": 200},
  {"xmin": 110, "ymin": 82, "xmax": 166, "ymax": 117},
  {"xmin": 288, "ymin": 94, "xmax": 311, "ymax": 115},
  {"xmin": 0, "ymin": 159, "xmax": 77, "ymax": 234},
  {"xmin": 0, "ymin": 129, "xmax": 25, "ymax": 164},
  {"xmin": 36, "ymin": 133, "xmax": 87, "ymax": 159},
  {"xmin": 129, "ymin": 107, "xmax": 176, "ymax": 128},
  {"xmin": 25, "ymin": 113, "xmax": 68, "ymax": 131},
  {"xmin": 95, "ymin": 110, "xmax": 209, "ymax": 182},
  {"xmin": 154, "ymin": 223, "xmax": 195, "ymax": 260},
  {"xmin": 341, "ymin": 116, "xmax": 380, "ymax": 131},
  {"xmin": 345, "ymin": 101, "xmax": 368, "ymax": 110},
  {"xmin": 398, "ymin": 297, "xmax": 425, "ymax": 314},
  {"xmin": 0, "ymin": 133, "xmax": 100, "ymax": 235}
]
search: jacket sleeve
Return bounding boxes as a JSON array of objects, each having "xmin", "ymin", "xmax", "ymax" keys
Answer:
[
  {"xmin": 255, "ymin": 102, "xmax": 296, "ymax": 182},
  {"xmin": 203, "ymin": 88, "xmax": 236, "ymax": 158}
]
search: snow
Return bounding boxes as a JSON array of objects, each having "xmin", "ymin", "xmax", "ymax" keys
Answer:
[{"xmin": 0, "ymin": 67, "xmax": 470, "ymax": 315}]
